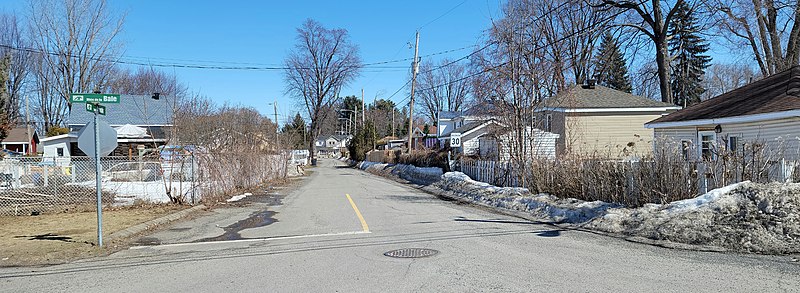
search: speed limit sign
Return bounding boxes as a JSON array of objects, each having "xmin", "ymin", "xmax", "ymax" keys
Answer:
[{"xmin": 450, "ymin": 133, "xmax": 462, "ymax": 147}]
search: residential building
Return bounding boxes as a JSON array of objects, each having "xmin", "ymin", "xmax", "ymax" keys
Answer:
[
  {"xmin": 41, "ymin": 94, "xmax": 175, "ymax": 158},
  {"xmin": 538, "ymin": 82, "xmax": 680, "ymax": 158},
  {"xmin": 646, "ymin": 65, "xmax": 800, "ymax": 161},
  {"xmin": 1, "ymin": 127, "xmax": 39, "ymax": 155}
]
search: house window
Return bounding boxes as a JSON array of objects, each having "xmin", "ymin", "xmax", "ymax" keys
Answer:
[
  {"xmin": 545, "ymin": 114, "xmax": 553, "ymax": 133},
  {"xmin": 728, "ymin": 135, "xmax": 740, "ymax": 153},
  {"xmin": 680, "ymin": 140, "xmax": 692, "ymax": 161},
  {"xmin": 698, "ymin": 131, "xmax": 716, "ymax": 161},
  {"xmin": 56, "ymin": 147, "xmax": 64, "ymax": 157}
]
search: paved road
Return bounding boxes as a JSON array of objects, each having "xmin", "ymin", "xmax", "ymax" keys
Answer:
[{"xmin": 1, "ymin": 159, "xmax": 799, "ymax": 292}]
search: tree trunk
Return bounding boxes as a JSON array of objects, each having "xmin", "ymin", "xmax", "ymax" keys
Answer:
[{"xmin": 655, "ymin": 40, "xmax": 672, "ymax": 104}]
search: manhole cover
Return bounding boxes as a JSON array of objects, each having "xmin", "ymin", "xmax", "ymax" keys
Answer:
[{"xmin": 384, "ymin": 248, "xmax": 439, "ymax": 258}]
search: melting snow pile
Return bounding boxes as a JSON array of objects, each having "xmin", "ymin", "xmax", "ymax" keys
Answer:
[
  {"xmin": 586, "ymin": 181, "xmax": 800, "ymax": 254},
  {"xmin": 356, "ymin": 161, "xmax": 800, "ymax": 254},
  {"xmin": 358, "ymin": 161, "xmax": 443, "ymax": 185},
  {"xmin": 433, "ymin": 172, "xmax": 619, "ymax": 224},
  {"xmin": 226, "ymin": 193, "xmax": 252, "ymax": 202}
]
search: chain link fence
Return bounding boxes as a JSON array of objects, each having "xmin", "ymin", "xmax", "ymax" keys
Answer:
[{"xmin": 0, "ymin": 152, "xmax": 289, "ymax": 216}]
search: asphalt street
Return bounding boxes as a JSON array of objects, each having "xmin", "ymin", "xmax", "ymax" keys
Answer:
[{"xmin": 1, "ymin": 159, "xmax": 798, "ymax": 292}]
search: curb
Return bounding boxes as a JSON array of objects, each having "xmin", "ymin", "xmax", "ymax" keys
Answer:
[{"xmin": 108, "ymin": 204, "xmax": 207, "ymax": 242}]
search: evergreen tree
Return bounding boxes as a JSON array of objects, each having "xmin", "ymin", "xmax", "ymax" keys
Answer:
[
  {"xmin": 594, "ymin": 32, "xmax": 632, "ymax": 93},
  {"xmin": 668, "ymin": 1, "xmax": 712, "ymax": 107},
  {"xmin": 282, "ymin": 113, "xmax": 307, "ymax": 149}
]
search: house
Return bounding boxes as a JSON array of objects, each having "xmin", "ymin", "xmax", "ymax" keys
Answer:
[
  {"xmin": 646, "ymin": 65, "xmax": 800, "ymax": 161},
  {"xmin": 41, "ymin": 94, "xmax": 175, "ymax": 159},
  {"xmin": 437, "ymin": 101, "xmax": 560, "ymax": 160},
  {"xmin": 1, "ymin": 127, "xmax": 39, "ymax": 155},
  {"xmin": 407, "ymin": 124, "xmax": 437, "ymax": 149},
  {"xmin": 538, "ymin": 82, "xmax": 680, "ymax": 158},
  {"xmin": 314, "ymin": 134, "xmax": 351, "ymax": 157}
]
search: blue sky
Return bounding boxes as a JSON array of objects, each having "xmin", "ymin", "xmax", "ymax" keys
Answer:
[{"xmin": 0, "ymin": 0, "xmax": 502, "ymax": 125}]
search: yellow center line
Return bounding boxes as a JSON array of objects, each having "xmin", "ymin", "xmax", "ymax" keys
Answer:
[{"xmin": 346, "ymin": 194, "xmax": 370, "ymax": 233}]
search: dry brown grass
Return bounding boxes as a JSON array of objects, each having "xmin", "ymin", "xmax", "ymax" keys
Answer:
[{"xmin": 0, "ymin": 204, "xmax": 186, "ymax": 267}]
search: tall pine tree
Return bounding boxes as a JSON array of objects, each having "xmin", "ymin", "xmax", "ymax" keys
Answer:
[
  {"xmin": 668, "ymin": 1, "xmax": 711, "ymax": 108},
  {"xmin": 594, "ymin": 32, "xmax": 632, "ymax": 93}
]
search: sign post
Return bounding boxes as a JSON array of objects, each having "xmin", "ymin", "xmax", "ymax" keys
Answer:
[{"xmin": 73, "ymin": 93, "xmax": 119, "ymax": 247}]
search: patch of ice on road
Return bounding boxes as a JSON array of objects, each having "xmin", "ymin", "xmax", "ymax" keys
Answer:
[{"xmin": 227, "ymin": 193, "xmax": 252, "ymax": 202}]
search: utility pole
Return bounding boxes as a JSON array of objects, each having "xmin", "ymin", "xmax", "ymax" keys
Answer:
[
  {"xmin": 407, "ymin": 31, "xmax": 420, "ymax": 154},
  {"xmin": 361, "ymin": 88, "xmax": 365, "ymax": 127},
  {"xmin": 25, "ymin": 95, "xmax": 31, "ymax": 155},
  {"xmin": 392, "ymin": 110, "xmax": 396, "ymax": 137},
  {"xmin": 273, "ymin": 100, "xmax": 279, "ymax": 151}
]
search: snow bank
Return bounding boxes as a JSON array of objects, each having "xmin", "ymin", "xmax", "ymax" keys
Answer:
[
  {"xmin": 435, "ymin": 172, "xmax": 619, "ymax": 224},
  {"xmin": 75, "ymin": 181, "xmax": 200, "ymax": 204},
  {"xmin": 356, "ymin": 161, "xmax": 800, "ymax": 254},
  {"xmin": 358, "ymin": 161, "xmax": 442, "ymax": 185},
  {"xmin": 587, "ymin": 181, "xmax": 800, "ymax": 254}
]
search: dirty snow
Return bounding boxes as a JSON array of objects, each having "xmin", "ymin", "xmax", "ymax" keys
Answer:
[
  {"xmin": 227, "ymin": 193, "xmax": 252, "ymax": 202},
  {"xmin": 358, "ymin": 161, "xmax": 800, "ymax": 254}
]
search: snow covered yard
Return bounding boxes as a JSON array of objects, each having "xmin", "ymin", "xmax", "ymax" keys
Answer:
[
  {"xmin": 74, "ymin": 180, "xmax": 200, "ymax": 204},
  {"xmin": 358, "ymin": 161, "xmax": 800, "ymax": 254}
]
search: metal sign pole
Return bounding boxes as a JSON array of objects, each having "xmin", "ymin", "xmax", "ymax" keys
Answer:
[{"xmin": 94, "ymin": 105, "xmax": 104, "ymax": 247}]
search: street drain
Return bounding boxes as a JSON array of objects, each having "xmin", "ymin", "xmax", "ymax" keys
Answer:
[{"xmin": 384, "ymin": 248, "xmax": 439, "ymax": 258}]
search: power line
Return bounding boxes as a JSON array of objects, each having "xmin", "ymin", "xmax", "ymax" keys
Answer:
[{"xmin": 392, "ymin": 0, "xmax": 642, "ymax": 105}]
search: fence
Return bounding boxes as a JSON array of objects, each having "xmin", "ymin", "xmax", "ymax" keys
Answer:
[
  {"xmin": 0, "ymin": 152, "xmax": 289, "ymax": 216},
  {"xmin": 459, "ymin": 158, "xmax": 800, "ymax": 207}
]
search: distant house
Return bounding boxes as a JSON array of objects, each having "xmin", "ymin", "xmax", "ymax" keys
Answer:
[
  {"xmin": 538, "ymin": 82, "xmax": 680, "ymax": 158},
  {"xmin": 314, "ymin": 134, "xmax": 351, "ymax": 157},
  {"xmin": 40, "ymin": 94, "xmax": 175, "ymax": 158},
  {"xmin": 407, "ymin": 125, "xmax": 437, "ymax": 149},
  {"xmin": 1, "ymin": 127, "xmax": 39, "ymax": 155},
  {"xmin": 646, "ymin": 65, "xmax": 800, "ymax": 161}
]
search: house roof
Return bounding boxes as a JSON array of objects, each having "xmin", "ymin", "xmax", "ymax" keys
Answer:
[
  {"xmin": 68, "ymin": 94, "xmax": 175, "ymax": 126},
  {"xmin": 3, "ymin": 127, "xmax": 38, "ymax": 144},
  {"xmin": 439, "ymin": 111, "xmax": 460, "ymax": 120},
  {"xmin": 543, "ymin": 85, "xmax": 675, "ymax": 110},
  {"xmin": 648, "ymin": 66, "xmax": 800, "ymax": 125}
]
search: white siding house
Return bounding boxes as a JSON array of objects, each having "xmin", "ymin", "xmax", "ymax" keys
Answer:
[{"xmin": 647, "ymin": 66, "xmax": 800, "ymax": 161}]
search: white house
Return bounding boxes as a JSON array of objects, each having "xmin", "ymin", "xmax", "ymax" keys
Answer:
[{"xmin": 646, "ymin": 65, "xmax": 800, "ymax": 161}]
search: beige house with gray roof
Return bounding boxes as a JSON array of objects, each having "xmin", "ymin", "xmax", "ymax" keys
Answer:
[{"xmin": 537, "ymin": 83, "xmax": 680, "ymax": 158}]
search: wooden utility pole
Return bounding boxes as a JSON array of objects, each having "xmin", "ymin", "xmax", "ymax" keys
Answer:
[
  {"xmin": 361, "ymin": 88, "xmax": 365, "ymax": 127},
  {"xmin": 273, "ymin": 100, "xmax": 279, "ymax": 150},
  {"xmin": 407, "ymin": 31, "xmax": 420, "ymax": 154}
]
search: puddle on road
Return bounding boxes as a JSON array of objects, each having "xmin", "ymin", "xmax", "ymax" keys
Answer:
[{"xmin": 195, "ymin": 210, "xmax": 278, "ymax": 242}]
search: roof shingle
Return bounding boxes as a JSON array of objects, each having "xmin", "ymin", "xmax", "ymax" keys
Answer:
[
  {"xmin": 649, "ymin": 65, "xmax": 800, "ymax": 124},
  {"xmin": 544, "ymin": 85, "xmax": 674, "ymax": 109}
]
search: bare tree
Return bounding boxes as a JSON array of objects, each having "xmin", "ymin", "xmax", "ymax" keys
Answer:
[
  {"xmin": 0, "ymin": 14, "xmax": 30, "ymax": 123},
  {"xmin": 284, "ymin": 19, "xmax": 361, "ymax": 162},
  {"xmin": 598, "ymin": 0, "xmax": 689, "ymax": 104},
  {"xmin": 27, "ymin": 0, "xmax": 124, "ymax": 130},
  {"xmin": 107, "ymin": 66, "xmax": 188, "ymax": 98},
  {"xmin": 415, "ymin": 59, "xmax": 471, "ymax": 124},
  {"xmin": 702, "ymin": 62, "xmax": 760, "ymax": 99},
  {"xmin": 714, "ymin": 0, "xmax": 800, "ymax": 76}
]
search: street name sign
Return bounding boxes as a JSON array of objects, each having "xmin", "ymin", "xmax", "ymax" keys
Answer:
[
  {"xmin": 70, "ymin": 93, "xmax": 121, "ymax": 103},
  {"xmin": 85, "ymin": 103, "xmax": 107, "ymax": 115}
]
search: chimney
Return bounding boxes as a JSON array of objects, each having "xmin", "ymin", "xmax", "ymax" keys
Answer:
[
  {"xmin": 582, "ymin": 79, "xmax": 596, "ymax": 89},
  {"xmin": 788, "ymin": 66, "xmax": 800, "ymax": 96},
  {"xmin": 152, "ymin": 92, "xmax": 160, "ymax": 100}
]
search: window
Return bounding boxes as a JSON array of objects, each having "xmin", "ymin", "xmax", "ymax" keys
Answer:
[
  {"xmin": 680, "ymin": 140, "xmax": 692, "ymax": 161},
  {"xmin": 728, "ymin": 135, "xmax": 740, "ymax": 153},
  {"xmin": 56, "ymin": 147, "xmax": 64, "ymax": 157},
  {"xmin": 697, "ymin": 131, "xmax": 716, "ymax": 161},
  {"xmin": 545, "ymin": 114, "xmax": 553, "ymax": 133}
]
